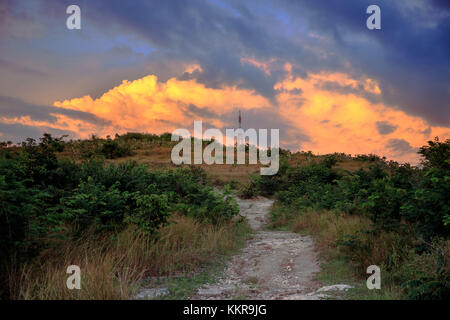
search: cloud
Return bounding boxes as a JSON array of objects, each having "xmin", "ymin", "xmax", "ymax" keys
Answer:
[
  {"xmin": 3, "ymin": 0, "xmax": 449, "ymax": 126},
  {"xmin": 1, "ymin": 1, "xmax": 449, "ymax": 164},
  {"xmin": 274, "ymin": 70, "xmax": 449, "ymax": 163},
  {"xmin": 52, "ymin": 74, "xmax": 271, "ymax": 138},
  {"xmin": 240, "ymin": 57, "xmax": 276, "ymax": 76},
  {"xmin": 0, "ymin": 58, "xmax": 47, "ymax": 76},
  {"xmin": 0, "ymin": 95, "xmax": 113, "ymax": 142},
  {"xmin": 276, "ymin": 0, "xmax": 450, "ymax": 126},
  {"xmin": 2, "ymin": 66, "xmax": 449, "ymax": 164},
  {"xmin": 386, "ymin": 138, "xmax": 416, "ymax": 156},
  {"xmin": 0, "ymin": 0, "xmax": 45, "ymax": 39},
  {"xmin": 376, "ymin": 121, "xmax": 397, "ymax": 135},
  {"xmin": 0, "ymin": 122, "xmax": 75, "ymax": 144},
  {"xmin": 0, "ymin": 96, "xmax": 110, "ymax": 125}
]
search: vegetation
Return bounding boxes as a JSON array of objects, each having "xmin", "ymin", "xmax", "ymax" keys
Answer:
[
  {"xmin": 11, "ymin": 215, "xmax": 250, "ymax": 299},
  {"xmin": 0, "ymin": 133, "xmax": 240, "ymax": 299},
  {"xmin": 61, "ymin": 132, "xmax": 176, "ymax": 160},
  {"xmin": 257, "ymin": 137, "xmax": 449, "ymax": 300},
  {"xmin": 1, "ymin": 132, "xmax": 448, "ymax": 300}
]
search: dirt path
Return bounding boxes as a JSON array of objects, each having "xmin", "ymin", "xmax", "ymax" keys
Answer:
[{"xmin": 190, "ymin": 196, "xmax": 325, "ymax": 300}]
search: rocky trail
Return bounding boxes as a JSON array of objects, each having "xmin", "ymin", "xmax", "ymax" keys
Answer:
[
  {"xmin": 190, "ymin": 196, "xmax": 334, "ymax": 300},
  {"xmin": 136, "ymin": 194, "xmax": 353, "ymax": 300}
]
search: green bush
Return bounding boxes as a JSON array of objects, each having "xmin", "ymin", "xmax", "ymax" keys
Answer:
[
  {"xmin": 255, "ymin": 159, "xmax": 290, "ymax": 196},
  {"xmin": 99, "ymin": 138, "xmax": 132, "ymax": 159},
  {"xmin": 239, "ymin": 180, "xmax": 257, "ymax": 198},
  {"xmin": 261, "ymin": 137, "xmax": 450, "ymax": 299},
  {"xmin": 0, "ymin": 133, "xmax": 238, "ymax": 298},
  {"xmin": 400, "ymin": 169, "xmax": 449, "ymax": 239},
  {"xmin": 124, "ymin": 193, "xmax": 170, "ymax": 234}
]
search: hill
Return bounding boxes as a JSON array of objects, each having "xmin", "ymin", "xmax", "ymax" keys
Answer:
[{"xmin": 1, "ymin": 133, "xmax": 448, "ymax": 300}]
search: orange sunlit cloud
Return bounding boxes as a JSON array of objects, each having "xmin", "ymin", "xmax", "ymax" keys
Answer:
[
  {"xmin": 2, "ymin": 63, "xmax": 447, "ymax": 164},
  {"xmin": 52, "ymin": 74, "xmax": 271, "ymax": 138},
  {"xmin": 275, "ymin": 71, "xmax": 449, "ymax": 164}
]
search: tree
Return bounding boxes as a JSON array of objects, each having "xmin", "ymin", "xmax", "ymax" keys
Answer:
[{"xmin": 419, "ymin": 137, "xmax": 450, "ymax": 170}]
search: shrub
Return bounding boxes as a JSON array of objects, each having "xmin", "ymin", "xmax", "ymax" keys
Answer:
[
  {"xmin": 0, "ymin": 134, "xmax": 239, "ymax": 298},
  {"xmin": 60, "ymin": 178, "xmax": 132, "ymax": 235},
  {"xmin": 255, "ymin": 158, "xmax": 290, "ymax": 196},
  {"xmin": 239, "ymin": 180, "xmax": 257, "ymax": 199},
  {"xmin": 99, "ymin": 138, "xmax": 132, "ymax": 159},
  {"xmin": 418, "ymin": 137, "xmax": 450, "ymax": 170},
  {"xmin": 124, "ymin": 193, "xmax": 170, "ymax": 234},
  {"xmin": 322, "ymin": 154, "xmax": 339, "ymax": 168},
  {"xmin": 264, "ymin": 137, "xmax": 450, "ymax": 299}
]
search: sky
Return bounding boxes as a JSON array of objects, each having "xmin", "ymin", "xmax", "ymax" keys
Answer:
[{"xmin": 0, "ymin": 0, "xmax": 449, "ymax": 164}]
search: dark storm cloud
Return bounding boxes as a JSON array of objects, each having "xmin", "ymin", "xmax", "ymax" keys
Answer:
[
  {"xmin": 277, "ymin": 0, "xmax": 450, "ymax": 125},
  {"xmin": 421, "ymin": 127, "xmax": 432, "ymax": 137},
  {"xmin": 318, "ymin": 81, "xmax": 382, "ymax": 104},
  {"xmin": 0, "ymin": 122, "xmax": 75, "ymax": 144},
  {"xmin": 386, "ymin": 138, "xmax": 416, "ymax": 155},
  {"xmin": 376, "ymin": 121, "xmax": 397, "ymax": 135},
  {"xmin": 0, "ymin": 96, "xmax": 111, "ymax": 126},
  {"xmin": 108, "ymin": 0, "xmax": 295, "ymax": 99},
  {"xmin": 1, "ymin": 0, "xmax": 449, "ymax": 145},
  {"xmin": 183, "ymin": 104, "xmax": 220, "ymax": 120},
  {"xmin": 0, "ymin": 58, "xmax": 47, "ymax": 76},
  {"xmin": 83, "ymin": 0, "xmax": 449, "ymax": 125},
  {"xmin": 33, "ymin": 0, "xmax": 311, "ymax": 100}
]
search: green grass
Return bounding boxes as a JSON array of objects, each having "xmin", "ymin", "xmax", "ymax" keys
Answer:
[
  {"xmin": 314, "ymin": 255, "xmax": 404, "ymax": 300},
  {"xmin": 159, "ymin": 261, "xmax": 228, "ymax": 299},
  {"xmin": 268, "ymin": 208, "xmax": 410, "ymax": 300},
  {"xmin": 139, "ymin": 218, "xmax": 253, "ymax": 300}
]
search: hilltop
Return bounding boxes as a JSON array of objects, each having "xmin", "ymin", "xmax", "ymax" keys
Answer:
[
  {"xmin": 1, "ymin": 132, "xmax": 448, "ymax": 300},
  {"xmin": 53, "ymin": 132, "xmax": 387, "ymax": 185}
]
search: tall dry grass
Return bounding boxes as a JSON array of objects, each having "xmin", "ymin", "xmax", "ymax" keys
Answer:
[
  {"xmin": 289, "ymin": 210, "xmax": 415, "ymax": 271},
  {"xmin": 275, "ymin": 209, "xmax": 449, "ymax": 299},
  {"xmin": 10, "ymin": 215, "xmax": 250, "ymax": 300},
  {"xmin": 291, "ymin": 210, "xmax": 369, "ymax": 252}
]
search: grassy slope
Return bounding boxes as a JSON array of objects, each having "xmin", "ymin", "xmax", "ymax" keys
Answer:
[
  {"xmin": 101, "ymin": 141, "xmax": 384, "ymax": 299},
  {"xmin": 53, "ymin": 136, "xmax": 388, "ymax": 300},
  {"xmin": 11, "ymin": 139, "xmax": 257, "ymax": 299},
  {"xmin": 269, "ymin": 208, "xmax": 404, "ymax": 299},
  {"xmin": 15, "ymin": 215, "xmax": 252, "ymax": 299}
]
